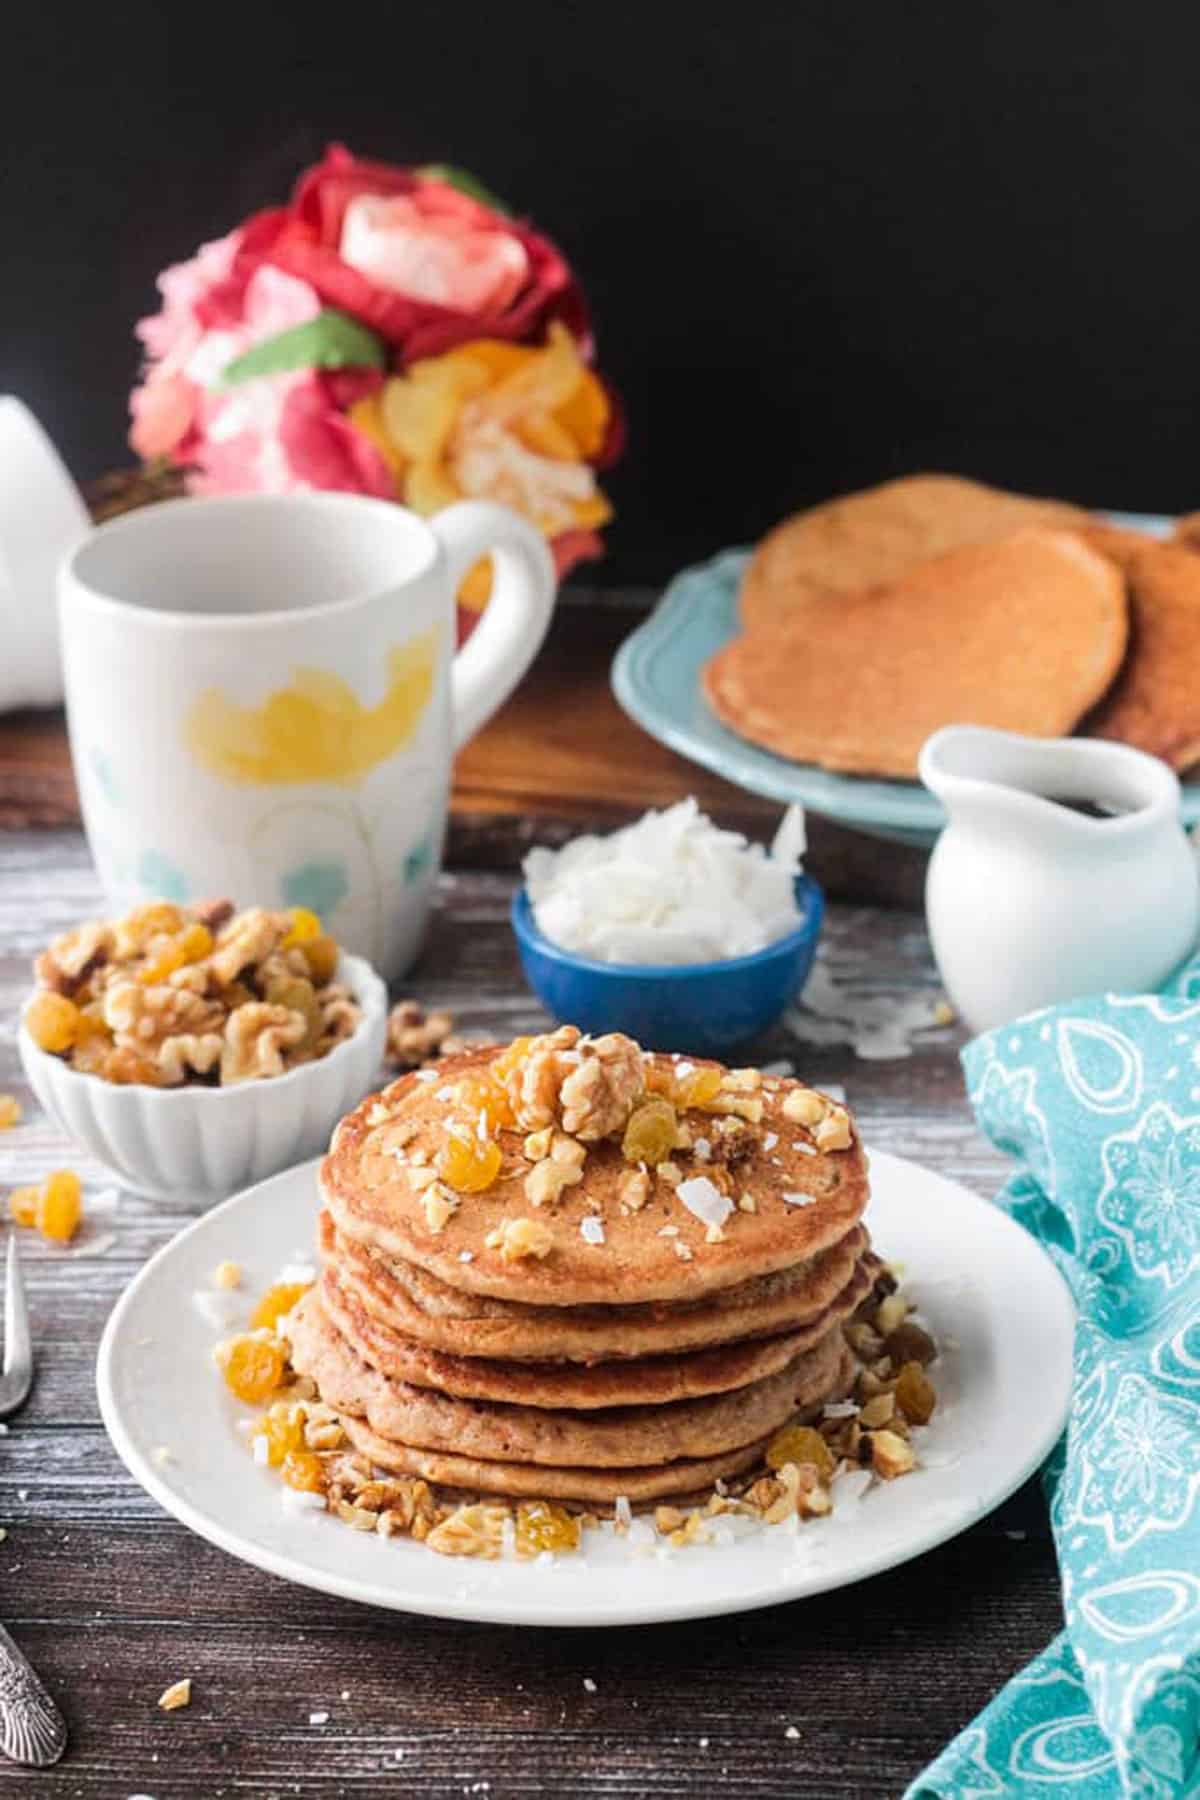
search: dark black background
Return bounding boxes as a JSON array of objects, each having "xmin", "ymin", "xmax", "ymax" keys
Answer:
[{"xmin": 3, "ymin": 1, "xmax": 1196, "ymax": 582}]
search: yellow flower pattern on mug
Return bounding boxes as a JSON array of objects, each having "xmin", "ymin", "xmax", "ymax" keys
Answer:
[{"xmin": 184, "ymin": 631, "xmax": 439, "ymax": 787}]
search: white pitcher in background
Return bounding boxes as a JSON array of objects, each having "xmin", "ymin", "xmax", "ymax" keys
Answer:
[
  {"xmin": 919, "ymin": 725, "xmax": 1200, "ymax": 1034},
  {"xmin": 59, "ymin": 492, "xmax": 556, "ymax": 979}
]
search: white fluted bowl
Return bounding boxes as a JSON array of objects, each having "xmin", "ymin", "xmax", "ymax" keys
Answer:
[{"xmin": 18, "ymin": 953, "xmax": 388, "ymax": 1204}]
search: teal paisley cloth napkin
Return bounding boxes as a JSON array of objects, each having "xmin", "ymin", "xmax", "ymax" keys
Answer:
[{"xmin": 908, "ymin": 957, "xmax": 1200, "ymax": 1799}]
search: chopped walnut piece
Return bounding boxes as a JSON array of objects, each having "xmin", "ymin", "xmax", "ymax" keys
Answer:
[
  {"xmin": 213, "ymin": 1260, "xmax": 242, "ymax": 1290},
  {"xmin": 858, "ymin": 1392, "xmax": 896, "ymax": 1429},
  {"xmin": 723, "ymin": 1068, "xmax": 762, "ymax": 1092},
  {"xmin": 814, "ymin": 1107, "xmax": 853, "ymax": 1152},
  {"xmin": 103, "ymin": 980, "xmax": 224, "ymax": 1046},
  {"xmin": 220, "ymin": 1003, "xmax": 307, "ymax": 1084},
  {"xmin": 386, "ymin": 1000, "xmax": 456, "ymax": 1069},
  {"xmin": 524, "ymin": 1127, "xmax": 553, "ymax": 1161},
  {"xmin": 781, "ymin": 1087, "xmax": 825, "ymax": 1126},
  {"xmin": 486, "ymin": 1217, "xmax": 554, "ymax": 1262},
  {"xmin": 524, "ymin": 1157, "xmax": 580, "ymax": 1208},
  {"xmin": 158, "ymin": 1032, "xmax": 224, "ymax": 1086},
  {"xmin": 190, "ymin": 897, "xmax": 235, "ymax": 932},
  {"xmin": 501, "ymin": 1025, "xmax": 582, "ymax": 1131},
  {"xmin": 738, "ymin": 1191, "xmax": 757, "ymax": 1213},
  {"xmin": 874, "ymin": 1292, "xmax": 910, "ymax": 1337},
  {"xmin": 618, "ymin": 1168, "xmax": 651, "ymax": 1212},
  {"xmin": 653, "ymin": 1505, "xmax": 687, "ymax": 1534},
  {"xmin": 655, "ymin": 1160, "xmax": 681, "ymax": 1186},
  {"xmin": 868, "ymin": 1429, "xmax": 916, "ymax": 1479},
  {"xmin": 421, "ymin": 1185, "xmax": 459, "ymax": 1233},
  {"xmin": 157, "ymin": 1677, "xmax": 192, "ymax": 1712},
  {"xmin": 550, "ymin": 1132, "xmax": 586, "ymax": 1172}
]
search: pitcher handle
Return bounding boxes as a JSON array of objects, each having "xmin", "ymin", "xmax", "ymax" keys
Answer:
[{"xmin": 431, "ymin": 501, "xmax": 557, "ymax": 752}]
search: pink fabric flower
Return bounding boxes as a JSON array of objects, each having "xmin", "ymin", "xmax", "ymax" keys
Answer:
[{"xmin": 185, "ymin": 369, "xmax": 394, "ymax": 499}]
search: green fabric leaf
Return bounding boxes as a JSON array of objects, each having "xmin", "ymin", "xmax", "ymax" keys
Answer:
[
  {"xmin": 219, "ymin": 309, "xmax": 386, "ymax": 386},
  {"xmin": 417, "ymin": 163, "xmax": 511, "ymax": 216}
]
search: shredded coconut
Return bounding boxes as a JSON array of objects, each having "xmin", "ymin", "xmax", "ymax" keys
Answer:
[
  {"xmin": 579, "ymin": 1216, "xmax": 605, "ymax": 1246},
  {"xmin": 676, "ymin": 1176, "xmax": 734, "ymax": 1230},
  {"xmin": 523, "ymin": 798, "xmax": 806, "ymax": 964},
  {"xmin": 782, "ymin": 1191, "xmax": 817, "ymax": 1208}
]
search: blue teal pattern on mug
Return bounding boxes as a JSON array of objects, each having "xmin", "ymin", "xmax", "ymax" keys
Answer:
[
  {"xmin": 280, "ymin": 860, "xmax": 350, "ymax": 920},
  {"xmin": 909, "ymin": 956, "xmax": 1200, "ymax": 1798},
  {"xmin": 136, "ymin": 848, "xmax": 190, "ymax": 903},
  {"xmin": 403, "ymin": 831, "xmax": 436, "ymax": 885}
]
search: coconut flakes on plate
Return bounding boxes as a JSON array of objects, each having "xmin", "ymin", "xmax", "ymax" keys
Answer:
[{"xmin": 676, "ymin": 1176, "xmax": 733, "ymax": 1230}]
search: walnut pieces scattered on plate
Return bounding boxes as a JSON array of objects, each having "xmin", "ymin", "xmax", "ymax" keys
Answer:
[{"xmin": 24, "ymin": 901, "xmax": 362, "ymax": 1088}]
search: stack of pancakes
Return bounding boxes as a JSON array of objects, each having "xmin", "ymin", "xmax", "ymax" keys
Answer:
[
  {"xmin": 287, "ymin": 1034, "xmax": 877, "ymax": 1507},
  {"xmin": 704, "ymin": 472, "xmax": 1200, "ymax": 778}
]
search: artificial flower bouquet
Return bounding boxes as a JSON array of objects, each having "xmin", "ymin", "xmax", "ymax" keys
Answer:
[{"xmin": 129, "ymin": 145, "xmax": 622, "ymax": 625}]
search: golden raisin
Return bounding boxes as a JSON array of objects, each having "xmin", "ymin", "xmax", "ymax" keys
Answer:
[
  {"xmin": 0, "ymin": 1095, "xmax": 21, "ymax": 1130},
  {"xmin": 264, "ymin": 976, "xmax": 322, "ymax": 1046},
  {"xmin": 621, "ymin": 1098, "xmax": 678, "ymax": 1166},
  {"xmin": 221, "ymin": 1337, "xmax": 286, "ymax": 1404},
  {"xmin": 252, "ymin": 1411, "xmax": 305, "ymax": 1467},
  {"xmin": 281, "ymin": 1450, "xmax": 326, "ymax": 1493},
  {"xmin": 893, "ymin": 1360, "xmax": 937, "ymax": 1425},
  {"xmin": 765, "ymin": 1424, "xmax": 835, "ymax": 1479},
  {"xmin": 515, "ymin": 1501, "xmax": 581, "ymax": 1556},
  {"xmin": 437, "ymin": 1129, "xmax": 503, "ymax": 1193},
  {"xmin": 250, "ymin": 1282, "xmax": 311, "ymax": 1333},
  {"xmin": 299, "ymin": 934, "xmax": 339, "ymax": 985},
  {"xmin": 137, "ymin": 939, "xmax": 186, "ymax": 984},
  {"xmin": 73, "ymin": 1009, "xmax": 110, "ymax": 1047},
  {"xmin": 9, "ymin": 1186, "xmax": 39, "ymax": 1227},
  {"xmin": 36, "ymin": 1169, "xmax": 83, "ymax": 1243},
  {"xmin": 283, "ymin": 907, "xmax": 322, "ymax": 947},
  {"xmin": 456, "ymin": 1076, "xmax": 515, "ymax": 1132},
  {"xmin": 178, "ymin": 921, "xmax": 213, "ymax": 962},
  {"xmin": 25, "ymin": 991, "xmax": 80, "ymax": 1053},
  {"xmin": 674, "ymin": 1065, "xmax": 723, "ymax": 1110}
]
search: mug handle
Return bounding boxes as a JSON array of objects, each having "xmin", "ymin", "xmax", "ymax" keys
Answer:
[{"xmin": 431, "ymin": 501, "xmax": 557, "ymax": 752}]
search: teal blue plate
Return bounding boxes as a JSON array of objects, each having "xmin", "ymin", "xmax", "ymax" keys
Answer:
[{"xmin": 612, "ymin": 513, "xmax": 1187, "ymax": 848}]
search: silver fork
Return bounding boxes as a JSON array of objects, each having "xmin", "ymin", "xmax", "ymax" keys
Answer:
[{"xmin": 0, "ymin": 1235, "xmax": 67, "ymax": 1767}]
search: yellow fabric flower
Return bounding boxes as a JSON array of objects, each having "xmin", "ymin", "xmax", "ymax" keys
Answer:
[
  {"xmin": 349, "ymin": 324, "xmax": 612, "ymax": 544},
  {"xmin": 185, "ymin": 632, "xmax": 438, "ymax": 787}
]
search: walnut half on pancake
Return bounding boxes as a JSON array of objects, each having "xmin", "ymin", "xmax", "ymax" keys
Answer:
[{"xmin": 320, "ymin": 1027, "xmax": 868, "ymax": 1307}]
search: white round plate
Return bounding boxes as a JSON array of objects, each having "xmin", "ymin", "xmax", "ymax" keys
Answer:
[{"xmin": 96, "ymin": 1149, "xmax": 1074, "ymax": 1628}]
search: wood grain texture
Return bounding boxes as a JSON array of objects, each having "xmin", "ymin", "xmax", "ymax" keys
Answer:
[
  {"xmin": 0, "ymin": 606, "xmax": 927, "ymax": 906},
  {"xmin": 0, "ymin": 831, "xmax": 1058, "ymax": 1798}
]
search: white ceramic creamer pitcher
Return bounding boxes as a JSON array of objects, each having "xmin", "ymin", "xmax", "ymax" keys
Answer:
[{"xmin": 919, "ymin": 725, "xmax": 1200, "ymax": 1034}]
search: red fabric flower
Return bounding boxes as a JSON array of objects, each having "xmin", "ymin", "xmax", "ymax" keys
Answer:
[{"xmin": 233, "ymin": 143, "xmax": 591, "ymax": 365}]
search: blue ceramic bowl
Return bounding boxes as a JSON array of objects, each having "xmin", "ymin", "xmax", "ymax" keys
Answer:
[{"xmin": 510, "ymin": 875, "xmax": 824, "ymax": 1056}]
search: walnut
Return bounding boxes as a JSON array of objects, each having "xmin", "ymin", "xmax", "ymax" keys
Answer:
[
  {"xmin": 421, "ymin": 1185, "xmax": 458, "ymax": 1233},
  {"xmin": 524, "ymin": 1159, "xmax": 579, "ymax": 1207},
  {"xmin": 219, "ymin": 1003, "xmax": 307, "ymax": 1084},
  {"xmin": 209, "ymin": 907, "xmax": 288, "ymax": 986},
  {"xmin": 386, "ymin": 1000, "xmax": 455, "ymax": 1069},
  {"xmin": 485, "ymin": 1217, "xmax": 554, "ymax": 1262},
  {"xmin": 112, "ymin": 902, "xmax": 186, "ymax": 960},
  {"xmin": 318, "ymin": 984, "xmax": 362, "ymax": 1049},
  {"xmin": 815, "ymin": 1107, "xmax": 853, "ymax": 1152},
  {"xmin": 559, "ymin": 1034, "xmax": 645, "ymax": 1140},
  {"xmin": 34, "ymin": 920, "xmax": 112, "ymax": 994},
  {"xmin": 502, "ymin": 1025, "xmax": 582, "ymax": 1131}
]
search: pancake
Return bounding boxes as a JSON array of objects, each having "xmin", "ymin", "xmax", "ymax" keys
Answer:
[
  {"xmin": 1087, "ymin": 541, "xmax": 1200, "ymax": 770},
  {"xmin": 339, "ymin": 1414, "xmax": 774, "ymax": 1504},
  {"xmin": 705, "ymin": 529, "xmax": 1127, "ymax": 778},
  {"xmin": 739, "ymin": 474, "xmax": 1089, "ymax": 631},
  {"xmin": 287, "ymin": 1287, "xmax": 849, "ymax": 1468},
  {"xmin": 321, "ymin": 1044, "xmax": 868, "ymax": 1306},
  {"xmin": 320, "ymin": 1259, "xmax": 850, "ymax": 1408},
  {"xmin": 323, "ymin": 1211, "xmax": 876, "ymax": 1362}
]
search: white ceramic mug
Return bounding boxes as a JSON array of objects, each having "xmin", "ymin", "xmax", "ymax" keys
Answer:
[
  {"xmin": 0, "ymin": 396, "xmax": 91, "ymax": 710},
  {"xmin": 59, "ymin": 492, "xmax": 556, "ymax": 977}
]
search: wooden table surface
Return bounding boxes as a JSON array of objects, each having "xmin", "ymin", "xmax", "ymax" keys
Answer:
[{"xmin": 0, "ymin": 828, "xmax": 1062, "ymax": 1799}]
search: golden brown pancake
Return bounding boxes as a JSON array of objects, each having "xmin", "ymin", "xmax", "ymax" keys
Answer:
[
  {"xmin": 739, "ymin": 474, "xmax": 1089, "ymax": 631},
  {"xmin": 1087, "ymin": 541, "xmax": 1200, "ymax": 769},
  {"xmin": 321, "ymin": 1050, "xmax": 867, "ymax": 1306},
  {"xmin": 323, "ymin": 1211, "xmax": 875, "ymax": 1363},
  {"xmin": 339, "ymin": 1414, "xmax": 775, "ymax": 1504},
  {"xmin": 287, "ymin": 1287, "xmax": 847, "ymax": 1467},
  {"xmin": 705, "ymin": 529, "xmax": 1128, "ymax": 778},
  {"xmin": 319, "ymin": 1259, "xmax": 852, "ymax": 1408}
]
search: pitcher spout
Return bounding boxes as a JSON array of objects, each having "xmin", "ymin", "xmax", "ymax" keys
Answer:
[{"xmin": 918, "ymin": 724, "xmax": 1182, "ymax": 834}]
